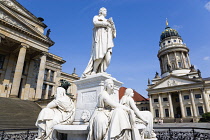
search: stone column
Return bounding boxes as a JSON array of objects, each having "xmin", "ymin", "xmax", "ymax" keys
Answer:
[
  {"xmin": 10, "ymin": 43, "xmax": 29, "ymax": 97},
  {"xmin": 2, "ymin": 54, "xmax": 15, "ymax": 97},
  {"xmin": 190, "ymin": 89, "xmax": 197, "ymax": 117},
  {"xmin": 178, "ymin": 91, "xmax": 186, "ymax": 118},
  {"xmin": 158, "ymin": 94, "xmax": 164, "ymax": 118},
  {"xmin": 181, "ymin": 52, "xmax": 187, "ymax": 68},
  {"xmin": 186, "ymin": 53, "xmax": 191, "ymax": 67},
  {"xmin": 23, "ymin": 59, "xmax": 34, "ymax": 100},
  {"xmin": 149, "ymin": 95, "xmax": 154, "ymax": 116},
  {"xmin": 35, "ymin": 53, "xmax": 47, "ymax": 99},
  {"xmin": 174, "ymin": 52, "xmax": 179, "ymax": 68},
  {"xmin": 168, "ymin": 92, "xmax": 174, "ymax": 118},
  {"xmin": 166, "ymin": 54, "xmax": 170, "ymax": 65},
  {"xmin": 201, "ymin": 88, "xmax": 210, "ymax": 112}
]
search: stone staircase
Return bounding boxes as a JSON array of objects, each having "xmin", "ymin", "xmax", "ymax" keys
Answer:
[{"xmin": 0, "ymin": 97, "xmax": 41, "ymax": 129}]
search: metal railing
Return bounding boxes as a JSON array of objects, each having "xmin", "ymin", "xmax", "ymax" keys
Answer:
[
  {"xmin": 1, "ymin": 127, "xmax": 210, "ymax": 140},
  {"xmin": 154, "ymin": 127, "xmax": 210, "ymax": 140},
  {"xmin": 0, "ymin": 128, "xmax": 38, "ymax": 140}
]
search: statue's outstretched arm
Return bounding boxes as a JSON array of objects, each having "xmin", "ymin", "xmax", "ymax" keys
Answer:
[{"xmin": 129, "ymin": 98, "xmax": 148, "ymax": 123}]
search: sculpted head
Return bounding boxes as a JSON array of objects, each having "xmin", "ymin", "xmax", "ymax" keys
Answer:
[
  {"xmin": 125, "ymin": 88, "xmax": 134, "ymax": 97},
  {"xmin": 55, "ymin": 87, "xmax": 66, "ymax": 99},
  {"xmin": 99, "ymin": 7, "xmax": 107, "ymax": 17},
  {"xmin": 104, "ymin": 79, "xmax": 114, "ymax": 92}
]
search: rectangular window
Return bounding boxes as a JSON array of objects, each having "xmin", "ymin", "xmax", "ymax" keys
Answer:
[
  {"xmin": 178, "ymin": 62, "xmax": 182, "ymax": 68},
  {"xmin": 195, "ymin": 94, "xmax": 201, "ymax": 99},
  {"xmin": 0, "ymin": 54, "xmax": 5, "ymax": 69},
  {"xmin": 50, "ymin": 71, "xmax": 54, "ymax": 82},
  {"xmin": 186, "ymin": 107, "xmax": 192, "ymax": 116},
  {"xmin": 165, "ymin": 109, "xmax": 169, "ymax": 117},
  {"xmin": 175, "ymin": 98, "xmax": 179, "ymax": 102},
  {"xmin": 163, "ymin": 97, "xmax": 168, "ymax": 102},
  {"xmin": 184, "ymin": 95, "xmax": 189, "ymax": 100},
  {"xmin": 44, "ymin": 69, "xmax": 48, "ymax": 81},
  {"xmin": 155, "ymin": 109, "xmax": 159, "ymax": 118},
  {"xmin": 48, "ymin": 85, "xmax": 53, "ymax": 99},
  {"xmin": 41, "ymin": 84, "xmax": 47, "ymax": 99},
  {"xmin": 198, "ymin": 106, "xmax": 204, "ymax": 116},
  {"xmin": 154, "ymin": 99, "xmax": 158, "ymax": 103}
]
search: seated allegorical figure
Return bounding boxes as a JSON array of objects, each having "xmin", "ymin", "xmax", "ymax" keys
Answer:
[
  {"xmin": 120, "ymin": 88, "xmax": 156, "ymax": 139},
  {"xmin": 88, "ymin": 79, "xmax": 138, "ymax": 140},
  {"xmin": 35, "ymin": 86, "xmax": 75, "ymax": 140}
]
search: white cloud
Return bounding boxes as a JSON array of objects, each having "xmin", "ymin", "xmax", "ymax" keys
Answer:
[
  {"xmin": 172, "ymin": 25, "xmax": 183, "ymax": 30},
  {"xmin": 204, "ymin": 1, "xmax": 210, "ymax": 12},
  {"xmin": 203, "ymin": 56, "xmax": 210, "ymax": 60}
]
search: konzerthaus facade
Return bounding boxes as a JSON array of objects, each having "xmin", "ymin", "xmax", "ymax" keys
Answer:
[{"xmin": 0, "ymin": 0, "xmax": 79, "ymax": 101}]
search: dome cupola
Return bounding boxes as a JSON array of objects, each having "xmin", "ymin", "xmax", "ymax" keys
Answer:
[
  {"xmin": 160, "ymin": 26, "xmax": 181, "ymax": 42},
  {"xmin": 157, "ymin": 19, "xmax": 191, "ymax": 78}
]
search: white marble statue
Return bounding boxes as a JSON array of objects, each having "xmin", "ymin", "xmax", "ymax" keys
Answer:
[
  {"xmin": 120, "ymin": 88, "xmax": 156, "ymax": 139},
  {"xmin": 35, "ymin": 87, "xmax": 75, "ymax": 140},
  {"xmin": 88, "ymin": 79, "xmax": 144, "ymax": 140},
  {"xmin": 82, "ymin": 7, "xmax": 116, "ymax": 77}
]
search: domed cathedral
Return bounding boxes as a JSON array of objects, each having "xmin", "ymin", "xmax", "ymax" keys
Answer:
[{"xmin": 147, "ymin": 20, "xmax": 210, "ymax": 123}]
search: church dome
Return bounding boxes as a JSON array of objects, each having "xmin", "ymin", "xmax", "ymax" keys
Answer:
[{"xmin": 160, "ymin": 26, "xmax": 181, "ymax": 41}]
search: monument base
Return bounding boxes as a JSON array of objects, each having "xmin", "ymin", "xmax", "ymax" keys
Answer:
[
  {"xmin": 54, "ymin": 124, "xmax": 157, "ymax": 140},
  {"xmin": 73, "ymin": 73, "xmax": 123, "ymax": 124}
]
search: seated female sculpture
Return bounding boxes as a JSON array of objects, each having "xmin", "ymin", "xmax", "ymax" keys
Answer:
[
  {"xmin": 120, "ymin": 88, "xmax": 156, "ymax": 139},
  {"xmin": 88, "ymin": 79, "xmax": 135, "ymax": 140},
  {"xmin": 35, "ymin": 87, "xmax": 75, "ymax": 140}
]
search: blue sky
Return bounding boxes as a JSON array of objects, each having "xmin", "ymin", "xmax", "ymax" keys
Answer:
[{"xmin": 17, "ymin": 0, "xmax": 210, "ymax": 97}]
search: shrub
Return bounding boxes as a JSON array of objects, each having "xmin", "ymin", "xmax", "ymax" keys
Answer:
[{"xmin": 200, "ymin": 112, "xmax": 210, "ymax": 122}]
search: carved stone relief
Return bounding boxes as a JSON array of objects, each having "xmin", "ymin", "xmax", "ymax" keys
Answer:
[{"xmin": 0, "ymin": 10, "xmax": 27, "ymax": 31}]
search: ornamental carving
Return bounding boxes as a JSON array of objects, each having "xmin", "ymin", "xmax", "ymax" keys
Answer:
[
  {"xmin": 0, "ymin": 0, "xmax": 28, "ymax": 17},
  {"xmin": 167, "ymin": 80, "xmax": 179, "ymax": 87},
  {"xmin": 0, "ymin": 10, "xmax": 27, "ymax": 31}
]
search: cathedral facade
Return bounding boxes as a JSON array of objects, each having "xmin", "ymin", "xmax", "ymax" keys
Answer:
[
  {"xmin": 0, "ymin": 0, "xmax": 79, "ymax": 101},
  {"xmin": 147, "ymin": 22, "xmax": 210, "ymax": 122}
]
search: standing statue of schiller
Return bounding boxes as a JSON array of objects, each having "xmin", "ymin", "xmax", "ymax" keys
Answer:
[{"xmin": 82, "ymin": 7, "xmax": 116, "ymax": 78}]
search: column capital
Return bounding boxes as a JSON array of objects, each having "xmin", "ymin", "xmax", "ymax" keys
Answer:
[
  {"xmin": 189, "ymin": 89, "xmax": 193, "ymax": 93},
  {"xmin": 20, "ymin": 43, "xmax": 30, "ymax": 49},
  {"xmin": 41, "ymin": 52, "xmax": 48, "ymax": 56},
  {"xmin": 200, "ymin": 88, "xmax": 205, "ymax": 92}
]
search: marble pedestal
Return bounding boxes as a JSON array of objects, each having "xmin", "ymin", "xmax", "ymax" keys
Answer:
[{"xmin": 73, "ymin": 73, "xmax": 123, "ymax": 124}]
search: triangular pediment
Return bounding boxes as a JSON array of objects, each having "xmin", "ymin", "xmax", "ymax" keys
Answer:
[
  {"xmin": 0, "ymin": 0, "xmax": 44, "ymax": 26},
  {"xmin": 0, "ymin": 1, "xmax": 53, "ymax": 44},
  {"xmin": 150, "ymin": 75, "xmax": 199, "ymax": 89}
]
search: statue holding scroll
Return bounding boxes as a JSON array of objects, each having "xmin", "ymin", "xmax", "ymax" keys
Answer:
[{"xmin": 82, "ymin": 7, "xmax": 116, "ymax": 78}]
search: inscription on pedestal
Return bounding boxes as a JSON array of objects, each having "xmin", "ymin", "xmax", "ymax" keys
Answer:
[{"xmin": 82, "ymin": 90, "xmax": 97, "ymax": 104}]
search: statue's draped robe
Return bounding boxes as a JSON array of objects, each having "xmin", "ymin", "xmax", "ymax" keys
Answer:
[
  {"xmin": 87, "ymin": 91, "xmax": 132, "ymax": 140},
  {"xmin": 83, "ymin": 15, "xmax": 116, "ymax": 76},
  {"xmin": 35, "ymin": 95, "xmax": 75, "ymax": 140},
  {"xmin": 120, "ymin": 96, "xmax": 154, "ymax": 139}
]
